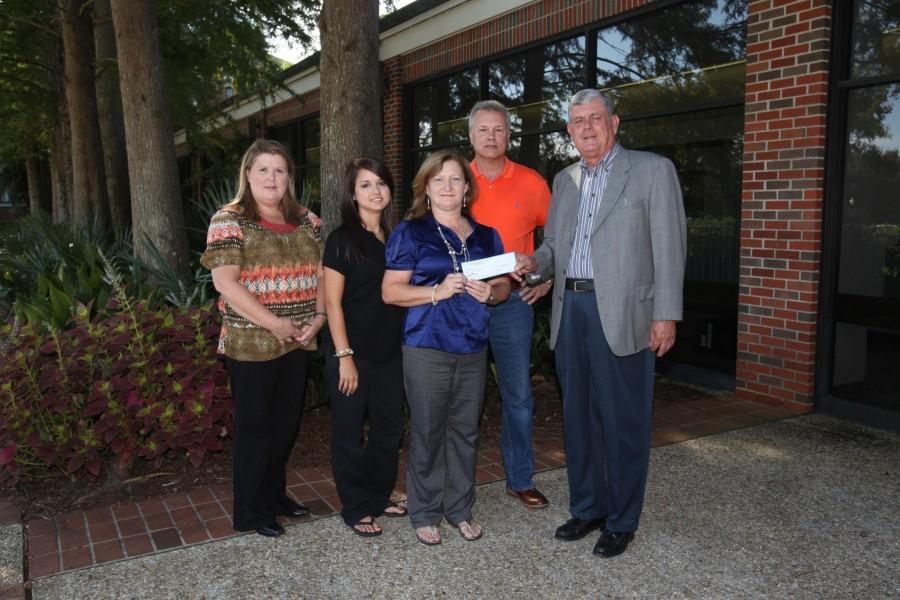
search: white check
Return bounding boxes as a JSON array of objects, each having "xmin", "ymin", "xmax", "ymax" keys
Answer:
[{"xmin": 461, "ymin": 252, "xmax": 516, "ymax": 280}]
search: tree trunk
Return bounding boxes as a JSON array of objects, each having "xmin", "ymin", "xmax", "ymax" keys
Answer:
[
  {"xmin": 93, "ymin": 0, "xmax": 131, "ymax": 237},
  {"xmin": 110, "ymin": 0, "xmax": 189, "ymax": 279},
  {"xmin": 318, "ymin": 0, "xmax": 382, "ymax": 235},
  {"xmin": 25, "ymin": 157, "xmax": 42, "ymax": 216},
  {"xmin": 50, "ymin": 123, "xmax": 73, "ymax": 224},
  {"xmin": 49, "ymin": 9, "xmax": 72, "ymax": 224},
  {"xmin": 60, "ymin": 0, "xmax": 111, "ymax": 229}
]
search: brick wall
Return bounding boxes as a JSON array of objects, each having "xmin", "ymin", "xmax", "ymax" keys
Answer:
[
  {"xmin": 403, "ymin": 0, "xmax": 652, "ymax": 81},
  {"xmin": 383, "ymin": 57, "xmax": 405, "ymax": 213},
  {"xmin": 263, "ymin": 90, "xmax": 321, "ymax": 130},
  {"xmin": 736, "ymin": 0, "xmax": 831, "ymax": 410}
]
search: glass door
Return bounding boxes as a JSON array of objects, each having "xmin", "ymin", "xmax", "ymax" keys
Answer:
[{"xmin": 828, "ymin": 1, "xmax": 900, "ymax": 414}]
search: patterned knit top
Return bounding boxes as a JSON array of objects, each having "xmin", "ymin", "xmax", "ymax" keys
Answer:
[{"xmin": 200, "ymin": 208, "xmax": 324, "ymax": 361}]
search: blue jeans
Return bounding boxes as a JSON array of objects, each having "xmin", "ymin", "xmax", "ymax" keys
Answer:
[{"xmin": 488, "ymin": 292, "xmax": 535, "ymax": 491}]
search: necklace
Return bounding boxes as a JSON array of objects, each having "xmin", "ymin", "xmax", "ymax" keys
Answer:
[{"xmin": 436, "ymin": 221, "xmax": 470, "ymax": 272}]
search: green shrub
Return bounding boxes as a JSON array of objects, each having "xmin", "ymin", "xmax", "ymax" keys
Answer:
[
  {"xmin": 530, "ymin": 300, "xmax": 555, "ymax": 378},
  {"xmin": 0, "ymin": 214, "xmax": 117, "ymax": 328},
  {"xmin": 0, "ymin": 271, "xmax": 231, "ymax": 485},
  {"xmin": 0, "ymin": 214, "xmax": 212, "ymax": 328}
]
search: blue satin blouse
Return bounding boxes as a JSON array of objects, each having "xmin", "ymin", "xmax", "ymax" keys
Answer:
[{"xmin": 385, "ymin": 213, "xmax": 504, "ymax": 354}]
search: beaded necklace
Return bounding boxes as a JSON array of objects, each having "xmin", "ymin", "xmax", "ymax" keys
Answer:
[{"xmin": 436, "ymin": 221, "xmax": 471, "ymax": 273}]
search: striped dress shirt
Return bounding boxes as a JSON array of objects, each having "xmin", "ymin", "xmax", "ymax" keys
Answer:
[{"xmin": 566, "ymin": 143, "xmax": 620, "ymax": 279}]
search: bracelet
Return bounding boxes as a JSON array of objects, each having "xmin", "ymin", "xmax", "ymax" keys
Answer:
[
  {"xmin": 334, "ymin": 348, "xmax": 354, "ymax": 358},
  {"xmin": 431, "ymin": 284, "xmax": 438, "ymax": 306},
  {"xmin": 314, "ymin": 311, "xmax": 327, "ymax": 318}
]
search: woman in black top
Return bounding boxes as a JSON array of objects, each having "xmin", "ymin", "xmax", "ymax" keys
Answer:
[{"xmin": 323, "ymin": 157, "xmax": 406, "ymax": 536}]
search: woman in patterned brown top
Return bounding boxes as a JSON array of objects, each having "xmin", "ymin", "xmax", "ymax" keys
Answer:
[{"xmin": 201, "ymin": 139, "xmax": 326, "ymax": 538}]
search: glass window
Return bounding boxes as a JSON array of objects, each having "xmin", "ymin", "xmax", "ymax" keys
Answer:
[
  {"xmin": 262, "ymin": 117, "xmax": 319, "ymax": 205},
  {"xmin": 838, "ymin": 84, "xmax": 900, "ymax": 300},
  {"xmin": 412, "ymin": 69, "xmax": 480, "ymax": 149},
  {"xmin": 832, "ymin": 83, "xmax": 900, "ymax": 411},
  {"xmin": 299, "ymin": 117, "xmax": 320, "ymax": 206},
  {"xmin": 506, "ymin": 131, "xmax": 580, "ymax": 183},
  {"xmin": 596, "ymin": 0, "xmax": 746, "ymax": 115},
  {"xmin": 268, "ymin": 122, "xmax": 298, "ymax": 158},
  {"xmin": 620, "ymin": 107, "xmax": 743, "ymax": 225},
  {"xmin": 488, "ymin": 36, "xmax": 586, "ymax": 131},
  {"xmin": 851, "ymin": 1, "xmax": 900, "ymax": 78},
  {"xmin": 620, "ymin": 105, "xmax": 744, "ymax": 372}
]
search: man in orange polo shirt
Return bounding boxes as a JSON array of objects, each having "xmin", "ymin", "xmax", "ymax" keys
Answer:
[{"xmin": 468, "ymin": 100, "xmax": 553, "ymax": 509}]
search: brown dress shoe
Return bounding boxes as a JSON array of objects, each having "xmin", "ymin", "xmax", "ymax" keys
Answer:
[{"xmin": 506, "ymin": 488, "xmax": 549, "ymax": 509}]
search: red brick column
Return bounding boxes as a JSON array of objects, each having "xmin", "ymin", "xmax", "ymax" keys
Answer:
[
  {"xmin": 382, "ymin": 56, "xmax": 405, "ymax": 213},
  {"xmin": 736, "ymin": 0, "xmax": 832, "ymax": 410}
]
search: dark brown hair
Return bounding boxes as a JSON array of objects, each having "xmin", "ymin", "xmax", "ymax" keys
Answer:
[{"xmin": 336, "ymin": 156, "xmax": 395, "ymax": 263}]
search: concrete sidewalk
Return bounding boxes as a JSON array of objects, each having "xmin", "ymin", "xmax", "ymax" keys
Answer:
[{"xmin": 26, "ymin": 414, "xmax": 900, "ymax": 599}]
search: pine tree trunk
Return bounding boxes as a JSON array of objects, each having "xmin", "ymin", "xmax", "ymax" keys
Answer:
[
  {"xmin": 110, "ymin": 0, "xmax": 189, "ymax": 279},
  {"xmin": 49, "ymin": 11, "xmax": 72, "ymax": 225},
  {"xmin": 319, "ymin": 0, "xmax": 382, "ymax": 235},
  {"xmin": 93, "ymin": 0, "xmax": 131, "ymax": 237},
  {"xmin": 25, "ymin": 157, "xmax": 42, "ymax": 216},
  {"xmin": 60, "ymin": 0, "xmax": 111, "ymax": 229},
  {"xmin": 49, "ymin": 122, "xmax": 73, "ymax": 224}
]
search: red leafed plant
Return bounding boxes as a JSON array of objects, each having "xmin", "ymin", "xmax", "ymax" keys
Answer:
[{"xmin": 0, "ymin": 260, "xmax": 232, "ymax": 486}]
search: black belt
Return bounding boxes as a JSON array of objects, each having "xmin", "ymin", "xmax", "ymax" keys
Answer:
[{"xmin": 565, "ymin": 278, "xmax": 594, "ymax": 292}]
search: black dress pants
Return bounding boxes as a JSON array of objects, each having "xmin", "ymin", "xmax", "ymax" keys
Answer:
[
  {"xmin": 326, "ymin": 353, "xmax": 404, "ymax": 526},
  {"xmin": 226, "ymin": 348, "xmax": 309, "ymax": 531}
]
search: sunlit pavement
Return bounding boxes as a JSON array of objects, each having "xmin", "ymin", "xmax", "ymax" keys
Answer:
[{"xmin": 21, "ymin": 414, "xmax": 900, "ymax": 600}]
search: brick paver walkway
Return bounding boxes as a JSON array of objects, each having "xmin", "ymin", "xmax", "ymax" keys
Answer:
[{"xmin": 21, "ymin": 392, "xmax": 799, "ymax": 579}]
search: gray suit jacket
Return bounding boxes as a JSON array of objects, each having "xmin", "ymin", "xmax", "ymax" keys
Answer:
[{"xmin": 534, "ymin": 146, "xmax": 687, "ymax": 357}]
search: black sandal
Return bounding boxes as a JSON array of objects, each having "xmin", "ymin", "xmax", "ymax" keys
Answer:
[{"xmin": 349, "ymin": 516, "xmax": 382, "ymax": 537}]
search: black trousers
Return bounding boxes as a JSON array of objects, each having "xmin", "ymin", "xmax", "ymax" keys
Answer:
[
  {"xmin": 226, "ymin": 349, "xmax": 309, "ymax": 531},
  {"xmin": 326, "ymin": 353, "xmax": 404, "ymax": 526}
]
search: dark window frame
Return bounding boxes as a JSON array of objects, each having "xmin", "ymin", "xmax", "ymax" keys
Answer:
[
  {"xmin": 818, "ymin": 0, "xmax": 900, "ymax": 428},
  {"xmin": 268, "ymin": 113, "xmax": 322, "ymax": 204}
]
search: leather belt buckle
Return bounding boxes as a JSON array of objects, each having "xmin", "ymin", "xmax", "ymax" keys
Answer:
[{"xmin": 566, "ymin": 279, "xmax": 594, "ymax": 292}]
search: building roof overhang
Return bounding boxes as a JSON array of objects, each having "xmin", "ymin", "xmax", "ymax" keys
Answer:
[{"xmin": 175, "ymin": 0, "xmax": 530, "ymax": 146}]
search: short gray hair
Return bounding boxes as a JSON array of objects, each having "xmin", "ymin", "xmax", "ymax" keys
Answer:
[
  {"xmin": 568, "ymin": 89, "xmax": 616, "ymax": 121},
  {"xmin": 468, "ymin": 100, "xmax": 510, "ymax": 131}
]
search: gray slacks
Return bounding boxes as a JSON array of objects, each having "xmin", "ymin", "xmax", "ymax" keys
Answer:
[{"xmin": 402, "ymin": 345, "xmax": 487, "ymax": 527}]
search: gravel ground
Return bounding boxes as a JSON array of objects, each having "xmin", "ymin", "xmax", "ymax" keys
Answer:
[{"xmin": 30, "ymin": 414, "xmax": 900, "ymax": 600}]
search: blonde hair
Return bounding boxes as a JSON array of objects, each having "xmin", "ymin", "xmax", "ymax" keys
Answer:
[
  {"xmin": 223, "ymin": 139, "xmax": 306, "ymax": 224},
  {"xmin": 406, "ymin": 151, "xmax": 477, "ymax": 220}
]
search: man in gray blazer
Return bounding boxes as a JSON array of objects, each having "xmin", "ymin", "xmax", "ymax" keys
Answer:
[{"xmin": 516, "ymin": 89, "xmax": 686, "ymax": 557}]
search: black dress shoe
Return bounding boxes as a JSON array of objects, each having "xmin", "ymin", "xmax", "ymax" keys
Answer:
[
  {"xmin": 279, "ymin": 503, "xmax": 310, "ymax": 518},
  {"xmin": 554, "ymin": 517, "xmax": 606, "ymax": 541},
  {"xmin": 592, "ymin": 530, "xmax": 635, "ymax": 557},
  {"xmin": 256, "ymin": 522, "xmax": 285, "ymax": 538}
]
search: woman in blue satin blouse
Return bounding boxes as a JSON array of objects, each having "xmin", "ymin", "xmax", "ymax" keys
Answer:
[{"xmin": 382, "ymin": 151, "xmax": 511, "ymax": 546}]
